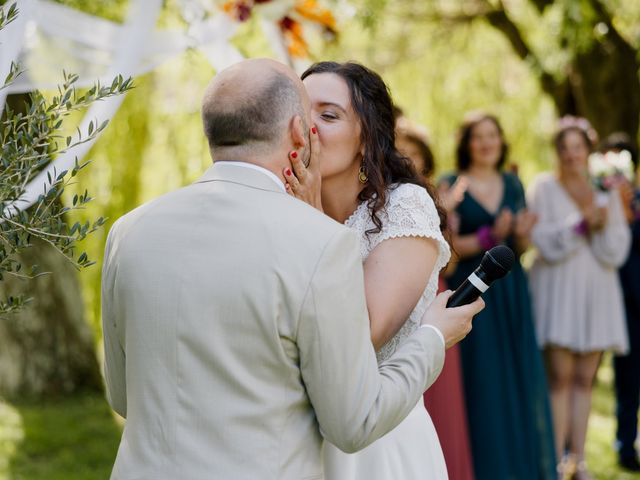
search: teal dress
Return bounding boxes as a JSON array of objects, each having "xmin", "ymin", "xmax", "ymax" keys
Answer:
[{"xmin": 444, "ymin": 172, "xmax": 556, "ymax": 480}]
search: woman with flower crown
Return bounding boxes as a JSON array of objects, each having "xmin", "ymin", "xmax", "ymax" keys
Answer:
[{"xmin": 527, "ymin": 118, "xmax": 631, "ymax": 479}]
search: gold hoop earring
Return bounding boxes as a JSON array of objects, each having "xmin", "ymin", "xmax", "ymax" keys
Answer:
[{"xmin": 358, "ymin": 163, "xmax": 368, "ymax": 184}]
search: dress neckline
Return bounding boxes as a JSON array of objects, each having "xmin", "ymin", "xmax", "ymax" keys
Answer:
[
  {"xmin": 462, "ymin": 172, "xmax": 507, "ymax": 217},
  {"xmin": 550, "ymin": 174, "xmax": 599, "ymax": 213},
  {"xmin": 344, "ymin": 200, "xmax": 368, "ymax": 227}
]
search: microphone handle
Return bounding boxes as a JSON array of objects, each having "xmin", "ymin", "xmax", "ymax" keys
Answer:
[
  {"xmin": 446, "ymin": 279, "xmax": 482, "ymax": 308},
  {"xmin": 446, "ymin": 268, "xmax": 492, "ymax": 308}
]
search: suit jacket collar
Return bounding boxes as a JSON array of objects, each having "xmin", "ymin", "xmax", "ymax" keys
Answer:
[{"xmin": 195, "ymin": 161, "xmax": 285, "ymax": 195}]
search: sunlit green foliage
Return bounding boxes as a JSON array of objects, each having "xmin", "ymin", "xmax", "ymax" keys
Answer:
[
  {"xmin": 55, "ymin": 0, "xmax": 639, "ymax": 331},
  {"xmin": 349, "ymin": 0, "xmax": 640, "ymax": 142}
]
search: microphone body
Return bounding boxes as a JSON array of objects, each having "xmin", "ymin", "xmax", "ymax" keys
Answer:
[
  {"xmin": 446, "ymin": 245, "xmax": 515, "ymax": 308},
  {"xmin": 446, "ymin": 268, "xmax": 491, "ymax": 308}
]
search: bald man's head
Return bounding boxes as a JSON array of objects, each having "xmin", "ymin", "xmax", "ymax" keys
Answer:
[{"xmin": 201, "ymin": 59, "xmax": 308, "ymax": 157}]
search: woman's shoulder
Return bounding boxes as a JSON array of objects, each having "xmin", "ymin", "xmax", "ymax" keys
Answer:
[
  {"xmin": 502, "ymin": 170, "xmax": 522, "ymax": 186},
  {"xmin": 531, "ymin": 171, "xmax": 556, "ymax": 184},
  {"xmin": 387, "ymin": 182, "xmax": 436, "ymax": 209},
  {"xmin": 380, "ymin": 183, "xmax": 444, "ymax": 240},
  {"xmin": 527, "ymin": 171, "xmax": 557, "ymax": 192},
  {"xmin": 382, "ymin": 183, "xmax": 450, "ymax": 265},
  {"xmin": 385, "ymin": 183, "xmax": 435, "ymax": 217}
]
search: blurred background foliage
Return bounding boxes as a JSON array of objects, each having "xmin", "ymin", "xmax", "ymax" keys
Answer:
[
  {"xmin": 0, "ymin": 0, "xmax": 639, "ymax": 478},
  {"xmin": 63, "ymin": 0, "xmax": 640, "ymax": 332}
]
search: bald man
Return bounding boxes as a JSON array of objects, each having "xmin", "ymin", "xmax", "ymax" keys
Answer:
[{"xmin": 101, "ymin": 59, "xmax": 482, "ymax": 480}]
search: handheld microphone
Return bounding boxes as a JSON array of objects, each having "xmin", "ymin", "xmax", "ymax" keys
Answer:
[{"xmin": 446, "ymin": 245, "xmax": 515, "ymax": 308}]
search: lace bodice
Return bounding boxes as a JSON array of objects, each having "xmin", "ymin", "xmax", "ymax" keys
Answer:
[{"xmin": 345, "ymin": 183, "xmax": 451, "ymax": 362}]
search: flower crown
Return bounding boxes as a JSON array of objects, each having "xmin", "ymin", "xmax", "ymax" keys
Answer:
[{"xmin": 557, "ymin": 115, "xmax": 599, "ymax": 144}]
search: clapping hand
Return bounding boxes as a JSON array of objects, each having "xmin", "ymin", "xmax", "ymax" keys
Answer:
[
  {"xmin": 514, "ymin": 209, "xmax": 538, "ymax": 239},
  {"xmin": 619, "ymin": 181, "xmax": 635, "ymax": 224},
  {"xmin": 492, "ymin": 208, "xmax": 513, "ymax": 241},
  {"xmin": 439, "ymin": 176, "xmax": 469, "ymax": 213},
  {"xmin": 283, "ymin": 127, "xmax": 323, "ymax": 211},
  {"xmin": 583, "ymin": 204, "xmax": 608, "ymax": 232}
]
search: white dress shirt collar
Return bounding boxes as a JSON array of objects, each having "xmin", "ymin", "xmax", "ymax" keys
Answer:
[{"xmin": 215, "ymin": 161, "xmax": 286, "ymax": 193}]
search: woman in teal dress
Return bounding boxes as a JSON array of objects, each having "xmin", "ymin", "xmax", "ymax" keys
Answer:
[{"xmin": 441, "ymin": 112, "xmax": 556, "ymax": 479}]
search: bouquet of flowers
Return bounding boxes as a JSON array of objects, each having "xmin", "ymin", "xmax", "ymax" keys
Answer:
[{"xmin": 588, "ymin": 150, "xmax": 635, "ymax": 191}]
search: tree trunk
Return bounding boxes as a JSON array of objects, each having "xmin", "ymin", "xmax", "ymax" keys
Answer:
[
  {"xmin": 482, "ymin": 3, "xmax": 640, "ymax": 142},
  {"xmin": 0, "ymin": 239, "xmax": 102, "ymax": 397},
  {"xmin": 567, "ymin": 34, "xmax": 640, "ymax": 141}
]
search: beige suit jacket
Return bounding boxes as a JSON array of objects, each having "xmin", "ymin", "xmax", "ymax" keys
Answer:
[{"xmin": 102, "ymin": 162, "xmax": 445, "ymax": 480}]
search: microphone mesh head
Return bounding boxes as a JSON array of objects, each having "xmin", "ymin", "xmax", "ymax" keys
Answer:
[{"xmin": 480, "ymin": 245, "xmax": 515, "ymax": 280}]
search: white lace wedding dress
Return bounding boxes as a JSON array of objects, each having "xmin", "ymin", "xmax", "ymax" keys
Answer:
[{"xmin": 323, "ymin": 183, "xmax": 451, "ymax": 480}]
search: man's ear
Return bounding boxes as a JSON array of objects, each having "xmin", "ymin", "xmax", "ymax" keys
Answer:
[{"xmin": 290, "ymin": 115, "xmax": 306, "ymax": 149}]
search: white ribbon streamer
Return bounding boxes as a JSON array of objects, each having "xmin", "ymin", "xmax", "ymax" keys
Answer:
[
  {"xmin": 1, "ymin": 0, "xmax": 290, "ymax": 214},
  {"xmin": 3, "ymin": 0, "xmax": 163, "ymax": 215}
]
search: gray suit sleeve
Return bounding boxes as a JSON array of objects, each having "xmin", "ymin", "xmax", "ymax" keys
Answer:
[
  {"xmin": 297, "ymin": 228, "xmax": 444, "ymax": 454},
  {"xmin": 101, "ymin": 224, "xmax": 127, "ymax": 418}
]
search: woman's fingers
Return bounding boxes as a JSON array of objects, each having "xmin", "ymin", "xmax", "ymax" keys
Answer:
[
  {"xmin": 283, "ymin": 164, "xmax": 300, "ymax": 192},
  {"xmin": 281, "ymin": 127, "xmax": 323, "ymax": 211},
  {"xmin": 451, "ymin": 176, "xmax": 469, "ymax": 202},
  {"xmin": 290, "ymin": 150, "xmax": 307, "ymax": 183},
  {"xmin": 308, "ymin": 125, "xmax": 320, "ymax": 172}
]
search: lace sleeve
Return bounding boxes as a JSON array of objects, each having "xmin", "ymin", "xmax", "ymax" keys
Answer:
[{"xmin": 369, "ymin": 183, "xmax": 451, "ymax": 272}]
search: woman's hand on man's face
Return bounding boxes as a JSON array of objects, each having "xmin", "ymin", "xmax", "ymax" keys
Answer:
[{"xmin": 283, "ymin": 126, "xmax": 323, "ymax": 211}]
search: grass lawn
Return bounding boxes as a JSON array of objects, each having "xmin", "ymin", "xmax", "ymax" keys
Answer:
[
  {"xmin": 0, "ymin": 392, "xmax": 121, "ymax": 480},
  {"xmin": 0, "ymin": 355, "xmax": 638, "ymax": 479},
  {"xmin": 585, "ymin": 354, "xmax": 639, "ymax": 480}
]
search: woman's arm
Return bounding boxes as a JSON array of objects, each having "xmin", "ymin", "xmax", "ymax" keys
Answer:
[
  {"xmin": 364, "ymin": 236, "xmax": 439, "ymax": 351},
  {"xmin": 528, "ymin": 175, "xmax": 584, "ymax": 263},
  {"xmin": 450, "ymin": 207, "xmax": 513, "ymax": 259},
  {"xmin": 511, "ymin": 175, "xmax": 537, "ymax": 255},
  {"xmin": 513, "ymin": 212, "xmax": 536, "ymax": 254},
  {"xmin": 590, "ymin": 189, "xmax": 632, "ymax": 268}
]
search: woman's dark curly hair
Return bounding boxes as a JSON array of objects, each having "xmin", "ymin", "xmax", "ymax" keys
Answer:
[
  {"xmin": 456, "ymin": 112, "xmax": 508, "ymax": 172},
  {"xmin": 301, "ymin": 61, "xmax": 447, "ymax": 235},
  {"xmin": 398, "ymin": 131, "xmax": 436, "ymax": 178}
]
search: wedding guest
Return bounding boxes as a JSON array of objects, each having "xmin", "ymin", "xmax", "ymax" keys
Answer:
[
  {"xmin": 395, "ymin": 120, "xmax": 435, "ymax": 179},
  {"xmin": 442, "ymin": 111, "xmax": 556, "ymax": 480},
  {"xmin": 396, "ymin": 120, "xmax": 475, "ymax": 480},
  {"xmin": 601, "ymin": 133, "xmax": 640, "ymax": 472},
  {"xmin": 527, "ymin": 119, "xmax": 631, "ymax": 479}
]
